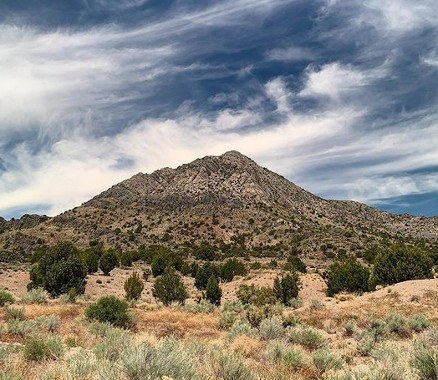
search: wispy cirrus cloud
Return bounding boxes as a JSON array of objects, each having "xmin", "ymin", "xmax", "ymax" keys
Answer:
[{"xmin": 0, "ymin": 0, "xmax": 437, "ymax": 218}]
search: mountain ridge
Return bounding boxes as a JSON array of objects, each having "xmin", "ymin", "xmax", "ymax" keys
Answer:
[{"xmin": 0, "ymin": 151, "xmax": 437, "ymax": 264}]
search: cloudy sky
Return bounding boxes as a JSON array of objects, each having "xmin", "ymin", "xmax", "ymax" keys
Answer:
[{"xmin": 0, "ymin": 0, "xmax": 437, "ymax": 219}]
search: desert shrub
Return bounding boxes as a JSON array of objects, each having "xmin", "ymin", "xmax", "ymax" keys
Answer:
[
  {"xmin": 94, "ymin": 328, "xmax": 132, "ymax": 361},
  {"xmin": 205, "ymin": 275, "xmax": 222, "ymax": 306},
  {"xmin": 0, "ymin": 344, "xmax": 16, "ymax": 363},
  {"xmin": 326, "ymin": 260, "xmax": 370, "ymax": 297},
  {"xmin": 284, "ymin": 251, "xmax": 307, "ymax": 273},
  {"xmin": 87, "ymin": 321, "xmax": 115, "ymax": 337},
  {"xmin": 193, "ymin": 242, "xmax": 217, "ymax": 261},
  {"xmin": 67, "ymin": 288, "xmax": 77, "ymax": 303},
  {"xmin": 385, "ymin": 314, "xmax": 410, "ymax": 337},
  {"xmin": 7, "ymin": 320, "xmax": 36, "ymax": 336},
  {"xmin": 68, "ymin": 348, "xmax": 98, "ymax": 378},
  {"xmin": 258, "ymin": 316, "xmax": 284, "ymax": 340},
  {"xmin": 344, "ymin": 320, "xmax": 357, "ymax": 337},
  {"xmin": 289, "ymin": 297, "xmax": 304, "ymax": 309},
  {"xmin": 273, "ymin": 273, "xmax": 299, "ymax": 306},
  {"xmin": 313, "ymin": 349, "xmax": 343, "ymax": 374},
  {"xmin": 228, "ymin": 319, "xmax": 257, "ymax": 341},
  {"xmin": 409, "ymin": 315, "xmax": 431, "ymax": 332},
  {"xmin": 372, "ymin": 245, "xmax": 434, "ymax": 286},
  {"xmin": 120, "ymin": 338, "xmax": 198, "ymax": 380},
  {"xmin": 40, "ymin": 315, "xmax": 61, "ymax": 333},
  {"xmin": 152, "ymin": 267, "xmax": 188, "ymax": 306},
  {"xmin": 223, "ymin": 300, "xmax": 246, "ymax": 313},
  {"xmin": 24, "ymin": 336, "xmax": 64, "ymax": 361},
  {"xmin": 119, "ymin": 251, "xmax": 134, "ymax": 267},
  {"xmin": 124, "ymin": 272, "xmax": 144, "ymax": 301},
  {"xmin": 194, "ymin": 262, "xmax": 220, "ymax": 290},
  {"xmin": 283, "ymin": 348, "xmax": 305, "ymax": 369},
  {"xmin": 220, "ymin": 259, "xmax": 247, "ymax": 282},
  {"xmin": 85, "ymin": 295, "xmax": 132, "ymax": 328},
  {"xmin": 208, "ymin": 348, "xmax": 254, "ymax": 380},
  {"xmin": 356, "ymin": 332, "xmax": 376, "ymax": 356},
  {"xmin": 219, "ymin": 311, "xmax": 237, "ymax": 329},
  {"xmin": 28, "ymin": 242, "xmax": 87, "ymax": 296},
  {"xmin": 81, "ymin": 247, "xmax": 100, "ymax": 274},
  {"xmin": 0, "ymin": 291, "xmax": 14, "ymax": 306},
  {"xmin": 288, "ymin": 326, "xmax": 326, "ymax": 350},
  {"xmin": 282, "ymin": 313, "xmax": 301, "ymax": 328},
  {"xmin": 21, "ymin": 288, "xmax": 49, "ymax": 304},
  {"xmin": 184, "ymin": 299, "xmax": 216, "ymax": 314},
  {"xmin": 236, "ymin": 284, "xmax": 276, "ymax": 306},
  {"xmin": 309, "ymin": 298, "xmax": 324, "ymax": 310},
  {"xmin": 6, "ymin": 306, "xmax": 24, "ymax": 321},
  {"xmin": 149, "ymin": 247, "xmax": 184, "ymax": 277},
  {"xmin": 412, "ymin": 339, "xmax": 438, "ymax": 380},
  {"xmin": 245, "ymin": 304, "xmax": 283, "ymax": 328},
  {"xmin": 99, "ymin": 250, "xmax": 119, "ymax": 275}
]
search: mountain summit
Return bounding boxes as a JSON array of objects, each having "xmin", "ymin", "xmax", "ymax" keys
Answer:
[{"xmin": 1, "ymin": 151, "xmax": 437, "ymax": 263}]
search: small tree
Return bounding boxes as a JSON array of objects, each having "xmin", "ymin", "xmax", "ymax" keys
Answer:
[
  {"xmin": 273, "ymin": 273, "xmax": 299, "ymax": 306},
  {"xmin": 151, "ymin": 254, "xmax": 167, "ymax": 277},
  {"xmin": 99, "ymin": 250, "xmax": 119, "ymax": 276},
  {"xmin": 194, "ymin": 262, "xmax": 220, "ymax": 290},
  {"xmin": 372, "ymin": 245, "xmax": 433, "ymax": 286},
  {"xmin": 124, "ymin": 272, "xmax": 144, "ymax": 301},
  {"xmin": 152, "ymin": 268, "xmax": 188, "ymax": 306},
  {"xmin": 28, "ymin": 242, "xmax": 87, "ymax": 297},
  {"xmin": 119, "ymin": 251, "xmax": 134, "ymax": 267},
  {"xmin": 205, "ymin": 275, "xmax": 222, "ymax": 306},
  {"xmin": 82, "ymin": 247, "xmax": 100, "ymax": 274},
  {"xmin": 326, "ymin": 260, "xmax": 370, "ymax": 297},
  {"xmin": 85, "ymin": 295, "xmax": 132, "ymax": 328}
]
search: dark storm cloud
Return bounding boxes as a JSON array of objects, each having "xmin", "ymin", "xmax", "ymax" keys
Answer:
[{"xmin": 0, "ymin": 0, "xmax": 437, "ymax": 217}]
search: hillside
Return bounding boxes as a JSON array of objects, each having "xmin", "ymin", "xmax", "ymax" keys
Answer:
[{"xmin": 0, "ymin": 151, "xmax": 437, "ymax": 264}]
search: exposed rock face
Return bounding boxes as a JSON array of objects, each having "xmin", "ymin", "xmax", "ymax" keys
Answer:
[{"xmin": 0, "ymin": 151, "xmax": 437, "ymax": 260}]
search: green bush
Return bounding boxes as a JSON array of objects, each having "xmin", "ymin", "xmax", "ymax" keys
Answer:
[
  {"xmin": 24, "ymin": 336, "xmax": 64, "ymax": 361},
  {"xmin": 85, "ymin": 296, "xmax": 132, "ymax": 328},
  {"xmin": 6, "ymin": 306, "xmax": 24, "ymax": 321},
  {"xmin": 205, "ymin": 276, "xmax": 222, "ymax": 306},
  {"xmin": 194, "ymin": 262, "xmax": 220, "ymax": 290},
  {"xmin": 258, "ymin": 316, "xmax": 284, "ymax": 340},
  {"xmin": 0, "ymin": 291, "xmax": 14, "ymax": 306},
  {"xmin": 236, "ymin": 284, "xmax": 276, "ymax": 306},
  {"xmin": 21, "ymin": 288, "xmax": 49, "ymax": 304},
  {"xmin": 326, "ymin": 260, "xmax": 370, "ymax": 297},
  {"xmin": 288, "ymin": 326, "xmax": 326, "ymax": 350},
  {"xmin": 220, "ymin": 259, "xmax": 247, "ymax": 282},
  {"xmin": 152, "ymin": 268, "xmax": 188, "ymax": 306},
  {"xmin": 81, "ymin": 247, "xmax": 100, "ymax": 274},
  {"xmin": 193, "ymin": 242, "xmax": 217, "ymax": 261},
  {"xmin": 151, "ymin": 248, "xmax": 184, "ymax": 277},
  {"xmin": 412, "ymin": 339, "xmax": 438, "ymax": 380},
  {"xmin": 273, "ymin": 273, "xmax": 299, "ymax": 306},
  {"xmin": 119, "ymin": 251, "xmax": 134, "ymax": 267},
  {"xmin": 28, "ymin": 242, "xmax": 87, "ymax": 296},
  {"xmin": 208, "ymin": 347, "xmax": 254, "ymax": 380},
  {"xmin": 372, "ymin": 245, "xmax": 433, "ymax": 286},
  {"xmin": 284, "ymin": 251, "xmax": 307, "ymax": 273},
  {"xmin": 124, "ymin": 272, "xmax": 144, "ymax": 301},
  {"xmin": 409, "ymin": 315, "xmax": 431, "ymax": 332},
  {"xmin": 312, "ymin": 349, "xmax": 343, "ymax": 374},
  {"xmin": 99, "ymin": 250, "xmax": 119, "ymax": 276}
]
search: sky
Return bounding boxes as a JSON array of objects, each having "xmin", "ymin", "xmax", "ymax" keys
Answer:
[{"xmin": 0, "ymin": 0, "xmax": 437, "ymax": 219}]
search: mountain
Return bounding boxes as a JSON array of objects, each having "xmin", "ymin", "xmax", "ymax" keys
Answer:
[{"xmin": 1, "ymin": 151, "xmax": 437, "ymax": 264}]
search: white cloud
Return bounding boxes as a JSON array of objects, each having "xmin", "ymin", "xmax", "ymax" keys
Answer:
[
  {"xmin": 299, "ymin": 62, "xmax": 380, "ymax": 101},
  {"xmin": 265, "ymin": 77, "xmax": 291, "ymax": 113}
]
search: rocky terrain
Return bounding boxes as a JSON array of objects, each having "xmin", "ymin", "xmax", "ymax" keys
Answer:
[{"xmin": 0, "ymin": 151, "xmax": 437, "ymax": 264}]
